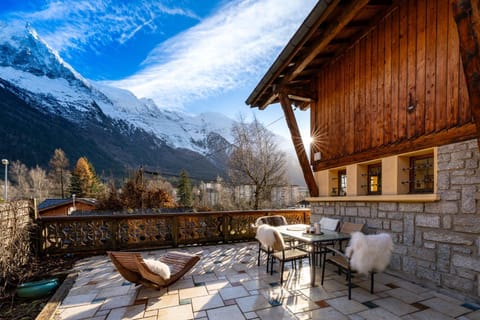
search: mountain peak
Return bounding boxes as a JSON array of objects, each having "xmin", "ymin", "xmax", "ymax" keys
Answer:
[{"xmin": 0, "ymin": 22, "xmax": 86, "ymax": 85}]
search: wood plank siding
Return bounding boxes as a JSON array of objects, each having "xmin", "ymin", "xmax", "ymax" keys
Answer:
[{"xmin": 312, "ymin": 0, "xmax": 476, "ymax": 171}]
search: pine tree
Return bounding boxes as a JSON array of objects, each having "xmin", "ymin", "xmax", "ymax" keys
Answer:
[
  {"xmin": 177, "ymin": 169, "xmax": 192, "ymax": 208},
  {"xmin": 70, "ymin": 157, "xmax": 102, "ymax": 197}
]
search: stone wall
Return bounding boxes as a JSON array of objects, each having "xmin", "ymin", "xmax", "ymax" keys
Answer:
[{"xmin": 311, "ymin": 139, "xmax": 480, "ymax": 302}]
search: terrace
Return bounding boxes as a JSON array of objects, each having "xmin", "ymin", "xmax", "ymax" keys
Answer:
[
  {"xmin": 45, "ymin": 242, "xmax": 480, "ymax": 320},
  {"xmin": 22, "ymin": 207, "xmax": 476, "ymax": 319}
]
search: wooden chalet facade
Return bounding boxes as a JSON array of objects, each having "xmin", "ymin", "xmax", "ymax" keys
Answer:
[
  {"xmin": 38, "ymin": 198, "xmax": 97, "ymax": 217},
  {"xmin": 247, "ymin": 0, "xmax": 480, "ymax": 301}
]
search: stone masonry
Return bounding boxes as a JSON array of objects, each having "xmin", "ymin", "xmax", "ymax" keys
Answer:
[{"xmin": 311, "ymin": 139, "xmax": 480, "ymax": 303}]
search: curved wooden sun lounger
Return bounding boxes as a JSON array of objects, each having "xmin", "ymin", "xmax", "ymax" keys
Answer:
[{"xmin": 108, "ymin": 251, "xmax": 200, "ymax": 289}]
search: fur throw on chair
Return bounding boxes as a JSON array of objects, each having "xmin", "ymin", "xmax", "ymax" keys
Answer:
[
  {"xmin": 255, "ymin": 224, "xmax": 285, "ymax": 249},
  {"xmin": 143, "ymin": 259, "xmax": 171, "ymax": 279},
  {"xmin": 345, "ymin": 232, "xmax": 393, "ymax": 275}
]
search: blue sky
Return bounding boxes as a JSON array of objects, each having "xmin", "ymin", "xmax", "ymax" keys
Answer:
[{"xmin": 0, "ymin": 0, "xmax": 315, "ymax": 140}]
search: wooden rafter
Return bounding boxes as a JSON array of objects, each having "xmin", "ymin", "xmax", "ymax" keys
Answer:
[
  {"xmin": 453, "ymin": 0, "xmax": 480, "ymax": 150},
  {"xmin": 278, "ymin": 92, "xmax": 319, "ymax": 197},
  {"xmin": 288, "ymin": 0, "xmax": 371, "ymax": 81}
]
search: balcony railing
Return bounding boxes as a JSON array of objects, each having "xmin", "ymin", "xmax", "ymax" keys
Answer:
[{"xmin": 37, "ymin": 209, "xmax": 310, "ymax": 255}]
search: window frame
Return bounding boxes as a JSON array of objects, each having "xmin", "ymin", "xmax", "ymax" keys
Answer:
[
  {"xmin": 409, "ymin": 154, "xmax": 434, "ymax": 194},
  {"xmin": 367, "ymin": 163, "xmax": 382, "ymax": 195}
]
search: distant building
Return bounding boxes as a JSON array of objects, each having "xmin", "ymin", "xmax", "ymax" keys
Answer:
[
  {"xmin": 38, "ymin": 198, "xmax": 97, "ymax": 216},
  {"xmin": 270, "ymin": 185, "xmax": 307, "ymax": 208}
]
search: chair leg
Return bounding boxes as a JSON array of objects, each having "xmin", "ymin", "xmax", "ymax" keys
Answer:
[
  {"xmin": 266, "ymin": 249, "xmax": 270, "ymax": 273},
  {"xmin": 347, "ymin": 268, "xmax": 352, "ymax": 300},
  {"xmin": 270, "ymin": 256, "xmax": 274, "ymax": 275},
  {"xmin": 370, "ymin": 272, "xmax": 375, "ymax": 293},
  {"xmin": 321, "ymin": 252, "xmax": 326, "ymax": 285},
  {"xmin": 280, "ymin": 260, "xmax": 285, "ymax": 285},
  {"xmin": 257, "ymin": 243, "xmax": 261, "ymax": 266}
]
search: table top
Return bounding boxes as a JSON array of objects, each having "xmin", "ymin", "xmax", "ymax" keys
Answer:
[{"xmin": 276, "ymin": 224, "xmax": 350, "ymax": 243}]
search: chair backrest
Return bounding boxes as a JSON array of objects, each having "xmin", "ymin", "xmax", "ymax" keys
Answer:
[
  {"xmin": 340, "ymin": 222, "xmax": 365, "ymax": 234},
  {"xmin": 271, "ymin": 228, "xmax": 286, "ymax": 251},
  {"xmin": 346, "ymin": 232, "xmax": 393, "ymax": 274},
  {"xmin": 255, "ymin": 215, "xmax": 288, "ymax": 227},
  {"xmin": 320, "ymin": 217, "xmax": 340, "ymax": 231}
]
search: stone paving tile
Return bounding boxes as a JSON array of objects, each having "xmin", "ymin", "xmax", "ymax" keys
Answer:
[
  {"xmin": 179, "ymin": 285, "xmax": 208, "ymax": 300},
  {"xmin": 61, "ymin": 293, "xmax": 98, "ymax": 307},
  {"xmin": 98, "ymin": 293, "xmax": 137, "ymax": 311},
  {"xmin": 145, "ymin": 293, "xmax": 179, "ymax": 310},
  {"xmin": 403, "ymin": 308, "xmax": 456, "ymax": 320},
  {"xmin": 236, "ymin": 294, "xmax": 272, "ymax": 313},
  {"xmin": 372, "ymin": 297, "xmax": 419, "ymax": 316},
  {"xmin": 49, "ymin": 242, "xmax": 480, "ymax": 320},
  {"xmin": 219, "ymin": 285, "xmax": 250, "ymax": 300},
  {"xmin": 284, "ymin": 293, "xmax": 319, "ymax": 314},
  {"xmin": 296, "ymin": 306, "xmax": 349, "ymax": 320},
  {"xmin": 206, "ymin": 305, "xmax": 246, "ymax": 320},
  {"xmin": 191, "ymin": 293, "xmax": 224, "ymax": 311},
  {"xmin": 205, "ymin": 279, "xmax": 232, "ymax": 291},
  {"xmin": 105, "ymin": 307, "xmax": 127, "ymax": 320},
  {"xmin": 357, "ymin": 307, "xmax": 403, "ymax": 320},
  {"xmin": 385, "ymin": 287, "xmax": 426, "ymax": 304},
  {"xmin": 464, "ymin": 309, "xmax": 480, "ymax": 320},
  {"xmin": 349, "ymin": 287, "xmax": 379, "ymax": 303},
  {"xmin": 56, "ymin": 302, "xmax": 102, "ymax": 319},
  {"xmin": 326, "ymin": 296, "xmax": 369, "ymax": 315},
  {"xmin": 421, "ymin": 297, "xmax": 471, "ymax": 318},
  {"xmin": 122, "ymin": 304, "xmax": 146, "ymax": 319},
  {"xmin": 241, "ymin": 278, "xmax": 271, "ymax": 291},
  {"xmin": 256, "ymin": 305, "xmax": 297, "ymax": 320},
  {"xmin": 156, "ymin": 304, "xmax": 193, "ymax": 320}
]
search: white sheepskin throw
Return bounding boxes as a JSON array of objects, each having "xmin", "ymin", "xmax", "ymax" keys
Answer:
[
  {"xmin": 255, "ymin": 224, "xmax": 276, "ymax": 247},
  {"xmin": 143, "ymin": 258, "xmax": 171, "ymax": 279},
  {"xmin": 345, "ymin": 232, "xmax": 393, "ymax": 275},
  {"xmin": 255, "ymin": 224, "xmax": 285, "ymax": 250}
]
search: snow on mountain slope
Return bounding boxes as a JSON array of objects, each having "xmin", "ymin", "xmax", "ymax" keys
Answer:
[
  {"xmin": 0, "ymin": 23, "xmax": 234, "ymax": 154},
  {"xmin": 91, "ymin": 82, "xmax": 234, "ymax": 152}
]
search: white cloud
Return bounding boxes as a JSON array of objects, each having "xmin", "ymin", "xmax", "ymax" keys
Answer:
[
  {"xmin": 108, "ymin": 0, "xmax": 316, "ymax": 109},
  {"xmin": 5, "ymin": 0, "xmax": 200, "ymax": 55}
]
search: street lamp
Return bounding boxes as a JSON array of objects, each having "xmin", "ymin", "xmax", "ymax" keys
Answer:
[{"xmin": 2, "ymin": 159, "xmax": 8, "ymax": 201}]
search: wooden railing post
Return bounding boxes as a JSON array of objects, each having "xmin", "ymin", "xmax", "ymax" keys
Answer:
[
  {"xmin": 111, "ymin": 219, "xmax": 118, "ymax": 250},
  {"xmin": 223, "ymin": 214, "xmax": 228, "ymax": 243},
  {"xmin": 172, "ymin": 215, "xmax": 178, "ymax": 247}
]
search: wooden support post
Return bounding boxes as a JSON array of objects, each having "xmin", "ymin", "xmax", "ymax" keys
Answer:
[
  {"xmin": 453, "ymin": 0, "xmax": 480, "ymax": 150},
  {"xmin": 278, "ymin": 93, "xmax": 319, "ymax": 197}
]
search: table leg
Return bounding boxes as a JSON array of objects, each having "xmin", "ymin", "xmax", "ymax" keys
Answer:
[{"xmin": 310, "ymin": 251, "xmax": 316, "ymax": 286}]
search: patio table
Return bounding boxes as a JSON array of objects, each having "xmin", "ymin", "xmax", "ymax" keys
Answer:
[{"xmin": 276, "ymin": 224, "xmax": 350, "ymax": 286}]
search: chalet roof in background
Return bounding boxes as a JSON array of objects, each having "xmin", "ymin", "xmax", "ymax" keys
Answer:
[
  {"xmin": 246, "ymin": 0, "xmax": 394, "ymax": 110},
  {"xmin": 38, "ymin": 198, "xmax": 97, "ymax": 211}
]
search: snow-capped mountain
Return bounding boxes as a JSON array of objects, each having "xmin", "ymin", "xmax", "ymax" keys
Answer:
[{"xmin": 0, "ymin": 23, "xmax": 234, "ymax": 179}]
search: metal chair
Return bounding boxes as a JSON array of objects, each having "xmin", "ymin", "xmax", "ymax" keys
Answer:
[
  {"xmin": 255, "ymin": 215, "xmax": 291, "ymax": 271},
  {"xmin": 321, "ymin": 232, "xmax": 393, "ymax": 299},
  {"xmin": 267, "ymin": 226, "xmax": 310, "ymax": 285}
]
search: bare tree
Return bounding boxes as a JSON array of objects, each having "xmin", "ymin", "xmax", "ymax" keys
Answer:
[
  {"xmin": 228, "ymin": 116, "xmax": 287, "ymax": 209},
  {"xmin": 48, "ymin": 148, "xmax": 70, "ymax": 198},
  {"xmin": 29, "ymin": 165, "xmax": 50, "ymax": 201},
  {"xmin": 9, "ymin": 161, "xmax": 30, "ymax": 199}
]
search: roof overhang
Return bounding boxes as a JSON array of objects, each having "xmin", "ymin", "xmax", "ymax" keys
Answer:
[{"xmin": 245, "ymin": 0, "xmax": 395, "ymax": 110}]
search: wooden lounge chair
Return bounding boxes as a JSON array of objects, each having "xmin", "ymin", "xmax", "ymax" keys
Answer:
[{"xmin": 108, "ymin": 251, "xmax": 200, "ymax": 289}]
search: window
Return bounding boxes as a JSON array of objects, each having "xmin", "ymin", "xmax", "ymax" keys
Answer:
[
  {"xmin": 409, "ymin": 154, "xmax": 434, "ymax": 193},
  {"xmin": 338, "ymin": 170, "xmax": 347, "ymax": 196},
  {"xmin": 367, "ymin": 164, "xmax": 382, "ymax": 195}
]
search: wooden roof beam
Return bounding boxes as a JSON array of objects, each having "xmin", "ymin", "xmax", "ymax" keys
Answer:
[
  {"xmin": 288, "ymin": 0, "xmax": 371, "ymax": 81},
  {"xmin": 278, "ymin": 91, "xmax": 319, "ymax": 197}
]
